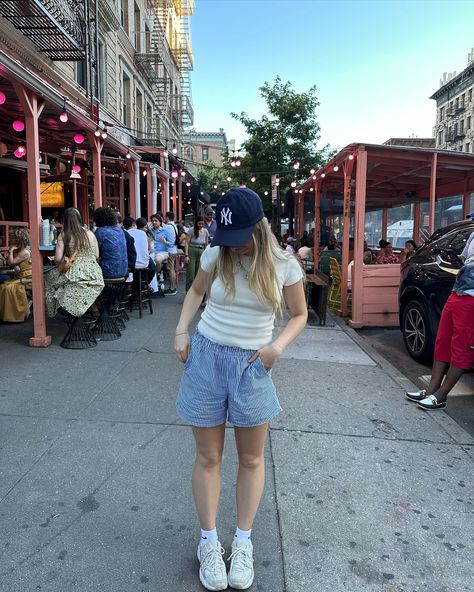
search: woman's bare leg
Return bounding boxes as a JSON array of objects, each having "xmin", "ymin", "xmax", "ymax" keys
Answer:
[
  {"xmin": 234, "ymin": 423, "xmax": 269, "ymax": 531},
  {"xmin": 192, "ymin": 425, "xmax": 226, "ymax": 530}
]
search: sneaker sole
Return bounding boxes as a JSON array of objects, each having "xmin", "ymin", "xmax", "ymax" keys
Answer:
[
  {"xmin": 405, "ymin": 394, "xmax": 426, "ymax": 402},
  {"xmin": 417, "ymin": 403, "xmax": 446, "ymax": 410},
  {"xmin": 228, "ymin": 571, "xmax": 254, "ymax": 590}
]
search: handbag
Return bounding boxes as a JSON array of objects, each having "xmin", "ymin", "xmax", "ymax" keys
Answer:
[{"xmin": 58, "ymin": 249, "xmax": 78, "ymax": 273}]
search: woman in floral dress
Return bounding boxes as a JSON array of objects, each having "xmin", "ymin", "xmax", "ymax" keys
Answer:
[{"xmin": 45, "ymin": 208, "xmax": 104, "ymax": 317}]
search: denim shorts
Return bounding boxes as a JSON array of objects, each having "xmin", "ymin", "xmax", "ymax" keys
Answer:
[{"xmin": 176, "ymin": 330, "xmax": 282, "ymax": 428}]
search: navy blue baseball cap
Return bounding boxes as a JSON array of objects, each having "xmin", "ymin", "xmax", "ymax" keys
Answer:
[{"xmin": 211, "ymin": 187, "xmax": 264, "ymax": 247}]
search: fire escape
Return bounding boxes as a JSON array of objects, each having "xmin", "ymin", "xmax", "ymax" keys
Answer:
[
  {"xmin": 0, "ymin": 0, "xmax": 86, "ymax": 60},
  {"xmin": 135, "ymin": 0, "xmax": 194, "ymax": 145}
]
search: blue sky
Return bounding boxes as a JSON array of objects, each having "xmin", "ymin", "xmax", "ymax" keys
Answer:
[{"xmin": 191, "ymin": 0, "xmax": 474, "ymax": 152}]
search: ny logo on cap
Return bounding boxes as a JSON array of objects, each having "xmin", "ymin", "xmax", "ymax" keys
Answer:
[{"xmin": 221, "ymin": 207, "xmax": 232, "ymax": 226}]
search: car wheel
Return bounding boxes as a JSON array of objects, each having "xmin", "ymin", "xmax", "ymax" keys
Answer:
[{"xmin": 401, "ymin": 300, "xmax": 435, "ymax": 364}]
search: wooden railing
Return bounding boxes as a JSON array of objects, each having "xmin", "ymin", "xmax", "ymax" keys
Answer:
[{"xmin": 0, "ymin": 221, "xmax": 30, "ymax": 254}]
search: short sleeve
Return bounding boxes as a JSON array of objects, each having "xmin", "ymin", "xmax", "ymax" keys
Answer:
[
  {"xmin": 200, "ymin": 245, "xmax": 220, "ymax": 273},
  {"xmin": 284, "ymin": 256, "xmax": 304, "ymax": 286}
]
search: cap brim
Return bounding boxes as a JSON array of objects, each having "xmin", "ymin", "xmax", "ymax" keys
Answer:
[{"xmin": 211, "ymin": 224, "xmax": 255, "ymax": 248}]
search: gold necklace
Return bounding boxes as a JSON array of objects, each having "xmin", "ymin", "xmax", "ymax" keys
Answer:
[{"xmin": 236, "ymin": 255, "xmax": 249, "ymax": 280}]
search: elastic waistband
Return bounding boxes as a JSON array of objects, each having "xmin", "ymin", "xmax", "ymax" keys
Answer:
[
  {"xmin": 194, "ymin": 329, "xmax": 255, "ymax": 356},
  {"xmin": 189, "ymin": 244, "xmax": 205, "ymax": 249}
]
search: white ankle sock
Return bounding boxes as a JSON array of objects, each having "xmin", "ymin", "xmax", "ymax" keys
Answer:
[
  {"xmin": 200, "ymin": 527, "xmax": 218, "ymax": 545},
  {"xmin": 234, "ymin": 527, "xmax": 252, "ymax": 542}
]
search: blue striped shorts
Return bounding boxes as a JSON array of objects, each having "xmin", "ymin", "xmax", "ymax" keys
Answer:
[{"xmin": 176, "ymin": 330, "xmax": 282, "ymax": 428}]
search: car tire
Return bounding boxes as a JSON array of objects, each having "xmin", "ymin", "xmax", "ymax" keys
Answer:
[{"xmin": 401, "ymin": 300, "xmax": 435, "ymax": 364}]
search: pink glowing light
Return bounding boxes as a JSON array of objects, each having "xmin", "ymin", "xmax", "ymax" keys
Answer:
[
  {"xmin": 12, "ymin": 120, "xmax": 25, "ymax": 132},
  {"xmin": 72, "ymin": 165, "xmax": 81, "ymax": 173},
  {"xmin": 14, "ymin": 146, "xmax": 26, "ymax": 158},
  {"xmin": 0, "ymin": 91, "xmax": 6, "ymax": 105},
  {"xmin": 171, "ymin": 169, "xmax": 179, "ymax": 179},
  {"xmin": 59, "ymin": 111, "xmax": 68, "ymax": 123},
  {"xmin": 73, "ymin": 133, "xmax": 85, "ymax": 144}
]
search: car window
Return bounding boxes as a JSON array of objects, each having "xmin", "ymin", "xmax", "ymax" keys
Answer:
[{"xmin": 448, "ymin": 230, "xmax": 471, "ymax": 254}]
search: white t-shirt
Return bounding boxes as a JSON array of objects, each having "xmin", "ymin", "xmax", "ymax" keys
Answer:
[
  {"xmin": 197, "ymin": 245, "xmax": 303, "ymax": 349},
  {"xmin": 127, "ymin": 228, "xmax": 149, "ymax": 269}
]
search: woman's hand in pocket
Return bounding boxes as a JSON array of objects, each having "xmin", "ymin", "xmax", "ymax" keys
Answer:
[
  {"xmin": 174, "ymin": 333, "xmax": 190, "ymax": 363},
  {"xmin": 249, "ymin": 342, "xmax": 283, "ymax": 370}
]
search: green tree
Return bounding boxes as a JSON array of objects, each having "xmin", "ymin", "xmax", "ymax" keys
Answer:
[
  {"xmin": 197, "ymin": 159, "xmax": 232, "ymax": 197},
  {"xmin": 231, "ymin": 76, "xmax": 335, "ymax": 209}
]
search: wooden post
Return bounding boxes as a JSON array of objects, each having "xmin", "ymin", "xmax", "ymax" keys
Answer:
[
  {"xmin": 161, "ymin": 178, "xmax": 168, "ymax": 214},
  {"xmin": 151, "ymin": 166, "xmax": 158, "ymax": 214},
  {"xmin": 119, "ymin": 174, "xmax": 125, "ymax": 217},
  {"xmin": 178, "ymin": 175, "xmax": 183, "ymax": 222},
  {"xmin": 87, "ymin": 133, "xmax": 104, "ymax": 208},
  {"xmin": 146, "ymin": 165, "xmax": 153, "ymax": 220},
  {"xmin": 382, "ymin": 209, "xmax": 388, "ymax": 241},
  {"xmin": 349, "ymin": 150, "xmax": 367, "ymax": 329},
  {"xmin": 13, "ymin": 83, "xmax": 51, "ymax": 347},
  {"xmin": 340, "ymin": 158, "xmax": 354, "ymax": 316},
  {"xmin": 172, "ymin": 178, "xmax": 177, "ymax": 215},
  {"xmin": 429, "ymin": 152, "xmax": 438, "ymax": 235},
  {"xmin": 299, "ymin": 192, "xmax": 304, "ymax": 239},
  {"xmin": 313, "ymin": 182, "xmax": 321, "ymax": 269},
  {"xmin": 413, "ymin": 202, "xmax": 421, "ymax": 245},
  {"xmin": 463, "ymin": 178, "xmax": 471, "ymax": 218},
  {"xmin": 127, "ymin": 158, "xmax": 138, "ymax": 218}
]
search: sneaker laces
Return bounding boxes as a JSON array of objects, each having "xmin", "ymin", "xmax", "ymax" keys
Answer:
[
  {"xmin": 201, "ymin": 543, "xmax": 226, "ymax": 576},
  {"xmin": 228, "ymin": 542, "xmax": 253, "ymax": 572}
]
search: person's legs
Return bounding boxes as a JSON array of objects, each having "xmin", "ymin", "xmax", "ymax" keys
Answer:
[
  {"xmin": 192, "ymin": 424, "xmax": 226, "ymax": 531},
  {"xmin": 167, "ymin": 254, "xmax": 177, "ymax": 290},
  {"xmin": 425, "ymin": 360, "xmax": 449, "ymax": 395},
  {"xmin": 186, "ymin": 248, "xmax": 199, "ymax": 291},
  {"xmin": 234, "ymin": 423, "xmax": 269, "ymax": 530}
]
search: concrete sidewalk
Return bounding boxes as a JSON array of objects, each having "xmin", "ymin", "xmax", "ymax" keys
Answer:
[{"xmin": 0, "ymin": 292, "xmax": 473, "ymax": 592}]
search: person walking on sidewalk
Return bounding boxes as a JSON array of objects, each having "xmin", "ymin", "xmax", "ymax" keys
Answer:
[
  {"xmin": 174, "ymin": 187, "xmax": 307, "ymax": 591},
  {"xmin": 164, "ymin": 211, "xmax": 179, "ymax": 295},
  {"xmin": 406, "ymin": 230, "xmax": 474, "ymax": 410},
  {"xmin": 184, "ymin": 215, "xmax": 209, "ymax": 292}
]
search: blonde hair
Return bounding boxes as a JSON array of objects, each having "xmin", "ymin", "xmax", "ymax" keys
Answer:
[
  {"xmin": 11, "ymin": 227, "xmax": 30, "ymax": 250},
  {"xmin": 211, "ymin": 219, "xmax": 297, "ymax": 313}
]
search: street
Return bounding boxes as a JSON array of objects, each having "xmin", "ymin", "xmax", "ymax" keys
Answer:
[{"xmin": 357, "ymin": 326, "xmax": 474, "ymax": 437}]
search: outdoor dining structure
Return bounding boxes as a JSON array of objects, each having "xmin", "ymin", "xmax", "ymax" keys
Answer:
[{"xmin": 294, "ymin": 143, "xmax": 474, "ymax": 328}]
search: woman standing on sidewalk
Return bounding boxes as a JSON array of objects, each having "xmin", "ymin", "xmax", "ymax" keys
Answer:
[
  {"xmin": 184, "ymin": 215, "xmax": 209, "ymax": 292},
  {"xmin": 174, "ymin": 188, "xmax": 307, "ymax": 591}
]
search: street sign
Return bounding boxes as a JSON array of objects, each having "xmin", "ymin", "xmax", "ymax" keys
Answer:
[{"xmin": 271, "ymin": 174, "xmax": 278, "ymax": 203}]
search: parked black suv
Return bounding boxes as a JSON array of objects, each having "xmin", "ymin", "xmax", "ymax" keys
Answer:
[{"xmin": 399, "ymin": 218, "xmax": 474, "ymax": 363}]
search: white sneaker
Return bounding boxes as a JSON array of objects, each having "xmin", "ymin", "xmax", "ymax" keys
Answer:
[
  {"xmin": 228, "ymin": 539, "xmax": 254, "ymax": 590},
  {"xmin": 197, "ymin": 540, "xmax": 228, "ymax": 591},
  {"xmin": 406, "ymin": 389, "xmax": 426, "ymax": 402}
]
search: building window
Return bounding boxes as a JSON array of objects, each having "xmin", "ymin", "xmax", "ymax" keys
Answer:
[
  {"xmin": 134, "ymin": 3, "xmax": 141, "ymax": 51},
  {"xmin": 460, "ymin": 120, "xmax": 464, "ymax": 134},
  {"xmin": 98, "ymin": 41, "xmax": 106, "ymax": 105},
  {"xmin": 440, "ymin": 106, "xmax": 445, "ymax": 121},
  {"xmin": 145, "ymin": 24, "xmax": 151, "ymax": 53},
  {"xmin": 121, "ymin": 0, "xmax": 129, "ymax": 33},
  {"xmin": 202, "ymin": 147, "xmax": 209, "ymax": 161},
  {"xmin": 469, "ymin": 89, "xmax": 473, "ymax": 102},
  {"xmin": 135, "ymin": 89, "xmax": 143, "ymax": 133},
  {"xmin": 466, "ymin": 143, "xmax": 471, "ymax": 153},
  {"xmin": 146, "ymin": 103, "xmax": 152, "ymax": 135},
  {"xmin": 122, "ymin": 73, "xmax": 131, "ymax": 127},
  {"xmin": 75, "ymin": 61, "xmax": 86, "ymax": 89},
  {"xmin": 467, "ymin": 116, "xmax": 472, "ymax": 130},
  {"xmin": 438, "ymin": 130, "xmax": 444, "ymax": 145}
]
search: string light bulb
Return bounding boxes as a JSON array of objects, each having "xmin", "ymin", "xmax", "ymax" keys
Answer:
[
  {"xmin": 333, "ymin": 165, "xmax": 339, "ymax": 172},
  {"xmin": 171, "ymin": 168, "xmax": 179, "ymax": 179},
  {"xmin": 310, "ymin": 168, "xmax": 315, "ymax": 175},
  {"xmin": 0, "ymin": 91, "xmax": 6, "ymax": 105},
  {"xmin": 126, "ymin": 151, "xmax": 131, "ymax": 159},
  {"xmin": 181, "ymin": 170, "xmax": 186, "ymax": 177},
  {"xmin": 163, "ymin": 148, "xmax": 169, "ymax": 158},
  {"xmin": 293, "ymin": 161, "xmax": 300, "ymax": 170},
  {"xmin": 321, "ymin": 173, "xmax": 326, "ymax": 178},
  {"xmin": 12, "ymin": 121, "xmax": 25, "ymax": 132},
  {"xmin": 101, "ymin": 131, "xmax": 108, "ymax": 140},
  {"xmin": 291, "ymin": 180, "xmax": 297, "ymax": 188},
  {"xmin": 227, "ymin": 176, "xmax": 232, "ymax": 182},
  {"xmin": 348, "ymin": 154, "xmax": 354, "ymax": 160},
  {"xmin": 94, "ymin": 127, "xmax": 101, "ymax": 137},
  {"xmin": 73, "ymin": 133, "xmax": 85, "ymax": 144},
  {"xmin": 172, "ymin": 143, "xmax": 178, "ymax": 155},
  {"xmin": 59, "ymin": 97, "xmax": 68, "ymax": 123},
  {"xmin": 250, "ymin": 176, "xmax": 256, "ymax": 183}
]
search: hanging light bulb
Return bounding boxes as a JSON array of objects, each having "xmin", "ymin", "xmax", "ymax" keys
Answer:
[
  {"xmin": 94, "ymin": 127, "xmax": 101, "ymax": 137},
  {"xmin": 101, "ymin": 131, "xmax": 108, "ymax": 140},
  {"xmin": 126, "ymin": 151, "xmax": 131, "ymax": 159},
  {"xmin": 59, "ymin": 97, "xmax": 68, "ymax": 123},
  {"xmin": 181, "ymin": 170, "xmax": 186, "ymax": 177},
  {"xmin": 333, "ymin": 165, "xmax": 339, "ymax": 172},
  {"xmin": 227, "ymin": 176, "xmax": 232, "ymax": 182},
  {"xmin": 312, "ymin": 175, "xmax": 317, "ymax": 180},
  {"xmin": 250, "ymin": 176, "xmax": 256, "ymax": 183},
  {"xmin": 348, "ymin": 154, "xmax": 354, "ymax": 160},
  {"xmin": 14, "ymin": 147, "xmax": 26, "ymax": 158},
  {"xmin": 230, "ymin": 160, "xmax": 236, "ymax": 168},
  {"xmin": 291, "ymin": 180, "xmax": 297, "ymax": 188},
  {"xmin": 72, "ymin": 165, "xmax": 81, "ymax": 174},
  {"xmin": 73, "ymin": 133, "xmax": 85, "ymax": 144},
  {"xmin": 264, "ymin": 191, "xmax": 268, "ymax": 196},
  {"xmin": 235, "ymin": 158, "xmax": 241, "ymax": 167},
  {"xmin": 0, "ymin": 91, "xmax": 6, "ymax": 105},
  {"xmin": 12, "ymin": 121, "xmax": 25, "ymax": 132},
  {"xmin": 321, "ymin": 173, "xmax": 326, "ymax": 178},
  {"xmin": 221, "ymin": 192, "xmax": 225, "ymax": 196},
  {"xmin": 293, "ymin": 161, "xmax": 300, "ymax": 170},
  {"xmin": 275, "ymin": 178, "xmax": 280, "ymax": 186},
  {"xmin": 310, "ymin": 168, "xmax": 315, "ymax": 175},
  {"xmin": 186, "ymin": 182, "xmax": 191, "ymax": 187},
  {"xmin": 172, "ymin": 143, "xmax": 178, "ymax": 155},
  {"xmin": 171, "ymin": 168, "xmax": 179, "ymax": 179}
]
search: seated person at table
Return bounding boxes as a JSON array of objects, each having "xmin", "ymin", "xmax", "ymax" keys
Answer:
[
  {"xmin": 298, "ymin": 238, "xmax": 313, "ymax": 263},
  {"xmin": 376, "ymin": 240, "xmax": 400, "ymax": 264},
  {"xmin": 0, "ymin": 228, "xmax": 32, "ymax": 322},
  {"xmin": 149, "ymin": 213, "xmax": 174, "ymax": 281},
  {"xmin": 45, "ymin": 208, "xmax": 104, "ymax": 318},
  {"xmin": 124, "ymin": 216, "xmax": 156, "ymax": 283},
  {"xmin": 399, "ymin": 239, "xmax": 417, "ymax": 263},
  {"xmin": 363, "ymin": 240, "xmax": 376, "ymax": 264},
  {"xmin": 93, "ymin": 207, "xmax": 128, "ymax": 279}
]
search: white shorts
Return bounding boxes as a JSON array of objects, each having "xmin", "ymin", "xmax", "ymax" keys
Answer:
[{"xmin": 155, "ymin": 252, "xmax": 169, "ymax": 263}]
